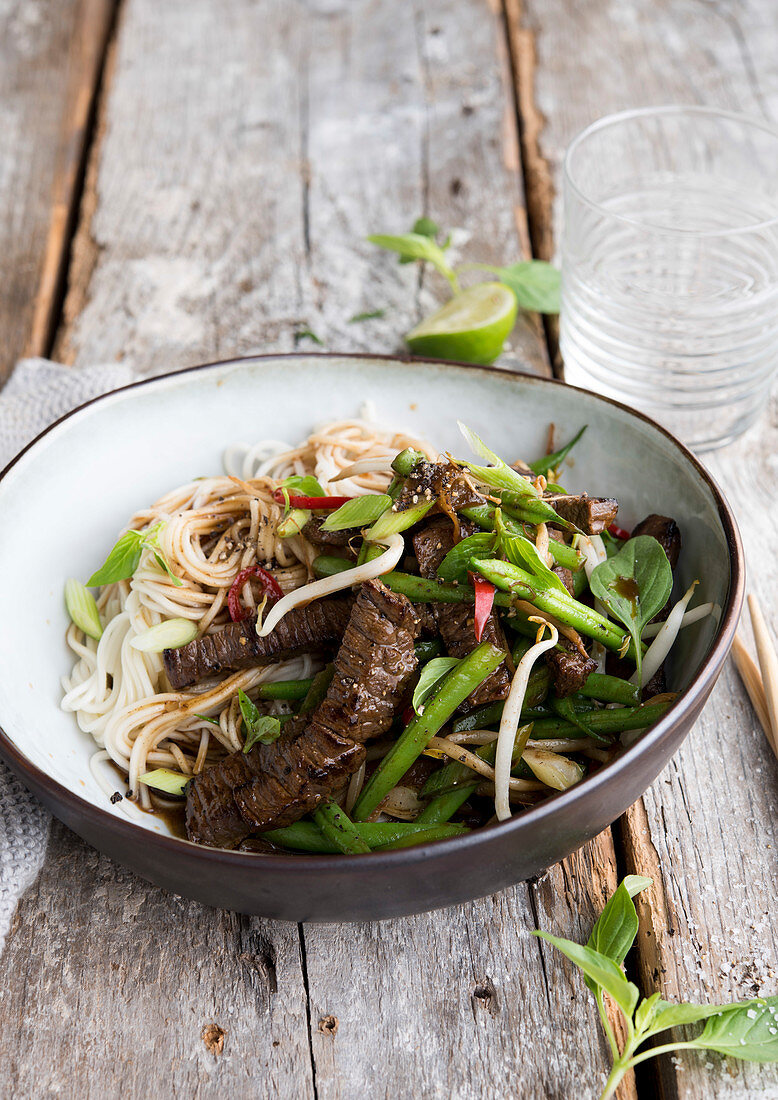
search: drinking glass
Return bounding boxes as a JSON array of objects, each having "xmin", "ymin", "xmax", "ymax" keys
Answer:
[{"xmin": 560, "ymin": 106, "xmax": 778, "ymax": 451}]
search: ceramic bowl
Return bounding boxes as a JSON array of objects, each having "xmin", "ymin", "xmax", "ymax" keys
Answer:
[{"xmin": 0, "ymin": 355, "xmax": 743, "ymax": 920}]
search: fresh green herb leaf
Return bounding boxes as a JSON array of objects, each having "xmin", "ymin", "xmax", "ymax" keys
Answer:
[
  {"xmin": 153, "ymin": 551, "xmax": 183, "ymax": 587},
  {"xmin": 634, "ymin": 992, "xmax": 662, "ymax": 1035},
  {"xmin": 87, "ymin": 530, "xmax": 144, "ymax": 586},
  {"xmin": 501, "ymin": 531, "xmax": 568, "ymax": 595},
  {"xmin": 495, "ymin": 260, "xmax": 561, "ymax": 313},
  {"xmin": 194, "ymin": 713, "xmax": 220, "ymax": 726},
  {"xmin": 321, "ymin": 493, "xmax": 392, "ymax": 532},
  {"xmin": 456, "ymin": 423, "xmax": 558, "ymax": 525},
  {"xmin": 283, "ymin": 474, "xmax": 326, "ymax": 497},
  {"xmin": 238, "ymin": 689, "xmax": 282, "ymax": 751},
  {"xmin": 587, "ymin": 877, "xmax": 648, "ymax": 968},
  {"xmin": 138, "ymin": 768, "xmax": 189, "ymax": 796},
  {"xmin": 295, "ymin": 328, "xmax": 323, "ymax": 346},
  {"xmin": 64, "ymin": 579, "xmax": 103, "ymax": 640},
  {"xmin": 349, "ymin": 309, "xmax": 387, "ymax": 322},
  {"xmin": 687, "ymin": 998, "xmax": 778, "ymax": 1062},
  {"xmin": 590, "ymin": 536, "xmax": 673, "ymax": 685},
  {"xmin": 411, "ymin": 216, "xmax": 443, "ymax": 239},
  {"xmin": 436, "ymin": 532, "xmax": 496, "ymax": 583},
  {"xmin": 368, "ymin": 233, "xmax": 458, "ymax": 291},
  {"xmin": 529, "ymin": 425, "xmax": 588, "ymax": 476},
  {"xmin": 647, "ymin": 999, "xmax": 744, "ymax": 1035},
  {"xmin": 130, "ymin": 618, "xmax": 198, "ymax": 653},
  {"xmin": 412, "ymin": 657, "xmax": 461, "ymax": 714},
  {"xmin": 534, "ymin": 932, "xmax": 640, "ymax": 1019}
]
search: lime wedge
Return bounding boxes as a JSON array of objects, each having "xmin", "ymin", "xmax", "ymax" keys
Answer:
[{"xmin": 405, "ymin": 282, "xmax": 518, "ymax": 365}]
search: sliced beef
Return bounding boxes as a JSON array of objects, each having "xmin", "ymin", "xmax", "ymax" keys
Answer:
[
  {"xmin": 632, "ymin": 514, "xmax": 681, "ymax": 569},
  {"xmin": 186, "ymin": 717, "xmax": 365, "ymax": 846},
  {"xmin": 395, "ymin": 459, "xmax": 486, "ymax": 514},
  {"xmin": 552, "ymin": 565, "xmax": 575, "ymax": 596},
  {"xmin": 301, "ymin": 514, "xmax": 358, "ymax": 551},
  {"xmin": 546, "ymin": 640, "xmax": 597, "ymax": 698},
  {"xmin": 412, "ymin": 518, "xmax": 511, "ymax": 710},
  {"xmin": 185, "ymin": 580, "xmax": 420, "ymax": 846},
  {"xmin": 164, "ymin": 596, "xmax": 353, "ymax": 689},
  {"xmin": 550, "ymin": 494, "xmax": 619, "ymax": 534}
]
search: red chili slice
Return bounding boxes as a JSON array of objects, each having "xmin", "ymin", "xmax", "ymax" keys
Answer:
[
  {"xmin": 227, "ymin": 566, "xmax": 284, "ymax": 622},
  {"xmin": 470, "ymin": 574, "xmax": 496, "ymax": 643},
  {"xmin": 272, "ymin": 490, "xmax": 352, "ymax": 510},
  {"xmin": 608, "ymin": 523, "xmax": 631, "ymax": 541}
]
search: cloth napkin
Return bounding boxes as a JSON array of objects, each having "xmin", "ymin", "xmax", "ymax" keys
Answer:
[{"xmin": 0, "ymin": 358, "xmax": 138, "ymax": 949}]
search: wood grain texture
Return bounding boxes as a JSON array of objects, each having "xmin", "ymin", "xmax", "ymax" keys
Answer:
[
  {"xmin": 55, "ymin": 0, "xmax": 547, "ymax": 376},
  {"xmin": 0, "ymin": 0, "xmax": 113, "ymax": 382},
  {"xmin": 508, "ymin": 0, "xmax": 778, "ymax": 1095},
  {"xmin": 0, "ymin": 1, "xmax": 631, "ymax": 1098}
]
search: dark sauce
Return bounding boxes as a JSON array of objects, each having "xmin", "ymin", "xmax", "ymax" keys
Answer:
[
  {"xmin": 613, "ymin": 576, "xmax": 640, "ymax": 603},
  {"xmin": 105, "ymin": 758, "xmax": 186, "ymax": 838}
]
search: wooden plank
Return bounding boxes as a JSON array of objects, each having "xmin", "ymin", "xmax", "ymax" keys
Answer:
[
  {"xmin": 2, "ymin": 1, "xmax": 631, "ymax": 1098},
  {"xmin": 0, "ymin": 823, "xmax": 314, "ymax": 1100},
  {"xmin": 0, "ymin": 0, "xmax": 113, "ymax": 382},
  {"xmin": 506, "ymin": 0, "xmax": 778, "ymax": 1095}
]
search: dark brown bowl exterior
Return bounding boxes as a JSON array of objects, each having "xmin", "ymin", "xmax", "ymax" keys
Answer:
[{"xmin": 0, "ymin": 354, "xmax": 744, "ymax": 922}]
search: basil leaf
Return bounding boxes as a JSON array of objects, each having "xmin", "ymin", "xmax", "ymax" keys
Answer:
[
  {"xmin": 153, "ymin": 551, "xmax": 184, "ymax": 587},
  {"xmin": 412, "ymin": 216, "xmax": 443, "ymax": 239},
  {"xmin": 647, "ymin": 999, "xmax": 744, "ymax": 1036},
  {"xmin": 587, "ymin": 876, "xmax": 652, "ymax": 969},
  {"xmin": 282, "ymin": 475, "xmax": 325, "ymax": 497},
  {"xmin": 412, "ymin": 657, "xmax": 461, "ymax": 715},
  {"xmin": 368, "ymin": 233, "xmax": 455, "ymax": 283},
  {"xmin": 321, "ymin": 493, "xmax": 392, "ymax": 532},
  {"xmin": 687, "ymin": 997, "xmax": 778, "ymax": 1061},
  {"xmin": 529, "ymin": 425, "xmax": 588, "ymax": 476},
  {"xmin": 436, "ymin": 532, "xmax": 496, "ymax": 583},
  {"xmin": 496, "ymin": 261, "xmax": 561, "ymax": 313},
  {"xmin": 534, "ymin": 932, "xmax": 640, "ymax": 1020},
  {"xmin": 239, "ymin": 689, "xmax": 282, "ymax": 751},
  {"xmin": 64, "ymin": 579, "xmax": 103, "ymax": 640},
  {"xmin": 194, "ymin": 713, "xmax": 220, "ymax": 726},
  {"xmin": 589, "ymin": 536, "xmax": 673, "ymax": 683},
  {"xmin": 294, "ymin": 328, "xmax": 323, "ymax": 346},
  {"xmin": 502, "ymin": 532, "xmax": 568, "ymax": 595},
  {"xmin": 634, "ymin": 991, "xmax": 662, "ymax": 1034},
  {"xmin": 349, "ymin": 310, "xmax": 386, "ymax": 323},
  {"xmin": 138, "ymin": 768, "xmax": 189, "ymax": 796},
  {"xmin": 87, "ymin": 530, "xmax": 144, "ymax": 586}
]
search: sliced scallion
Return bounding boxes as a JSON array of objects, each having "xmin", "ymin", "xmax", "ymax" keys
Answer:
[
  {"xmin": 64, "ymin": 578, "xmax": 103, "ymax": 641},
  {"xmin": 321, "ymin": 493, "xmax": 392, "ymax": 532},
  {"xmin": 138, "ymin": 768, "xmax": 189, "ymax": 796},
  {"xmin": 130, "ymin": 618, "xmax": 198, "ymax": 653}
]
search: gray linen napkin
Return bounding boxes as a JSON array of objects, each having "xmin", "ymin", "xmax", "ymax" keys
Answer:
[{"xmin": 0, "ymin": 358, "xmax": 137, "ymax": 949}]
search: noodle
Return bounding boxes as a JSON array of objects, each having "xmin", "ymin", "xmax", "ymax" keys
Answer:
[{"xmin": 62, "ymin": 412, "xmax": 434, "ymax": 816}]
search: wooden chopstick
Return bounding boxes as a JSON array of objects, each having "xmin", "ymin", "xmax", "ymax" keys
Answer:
[
  {"xmin": 732, "ymin": 633, "xmax": 776, "ymax": 755},
  {"xmin": 748, "ymin": 595, "xmax": 778, "ymax": 758}
]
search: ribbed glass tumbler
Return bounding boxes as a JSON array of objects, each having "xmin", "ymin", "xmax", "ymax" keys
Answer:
[{"xmin": 560, "ymin": 107, "xmax": 778, "ymax": 451}]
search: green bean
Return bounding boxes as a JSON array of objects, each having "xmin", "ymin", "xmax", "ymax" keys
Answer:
[
  {"xmin": 421, "ymin": 741, "xmax": 496, "ymax": 800},
  {"xmin": 299, "ymin": 666, "xmax": 335, "ymax": 715},
  {"xmin": 391, "ymin": 448, "xmax": 427, "ymax": 477},
  {"xmin": 529, "ymin": 698, "xmax": 674, "ymax": 739},
  {"xmin": 450, "ymin": 669, "xmax": 550, "ymax": 734},
  {"xmin": 572, "ymin": 565, "xmax": 589, "ymax": 598},
  {"xmin": 579, "ymin": 673, "xmax": 640, "ymax": 706},
  {"xmin": 312, "ymin": 799, "xmax": 371, "ymax": 854},
  {"xmin": 415, "ymin": 638, "xmax": 445, "ymax": 662},
  {"xmin": 265, "ymin": 820, "xmax": 467, "ymax": 853},
  {"xmin": 372, "ymin": 825, "xmax": 469, "ymax": 850},
  {"xmin": 254, "ymin": 678, "xmax": 314, "ymax": 701},
  {"xmin": 352, "ymin": 642, "xmax": 505, "ymax": 821},
  {"xmin": 415, "ymin": 784, "xmax": 477, "ymax": 824},
  {"xmin": 471, "ymin": 557, "xmax": 628, "ymax": 653},
  {"xmin": 528, "ymin": 425, "xmax": 587, "ymax": 476},
  {"xmin": 460, "ymin": 504, "xmax": 582, "ymax": 571},
  {"xmin": 313, "ymin": 555, "xmax": 515, "ymax": 608},
  {"xmin": 549, "ymin": 696, "xmax": 608, "ymax": 743}
]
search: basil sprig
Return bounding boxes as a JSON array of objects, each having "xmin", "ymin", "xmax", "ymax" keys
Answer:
[
  {"xmin": 87, "ymin": 522, "xmax": 182, "ymax": 587},
  {"xmin": 238, "ymin": 690, "xmax": 282, "ymax": 752},
  {"xmin": 536, "ymin": 877, "xmax": 778, "ymax": 1098},
  {"xmin": 589, "ymin": 536, "xmax": 673, "ymax": 683},
  {"xmin": 412, "ymin": 657, "xmax": 460, "ymax": 715},
  {"xmin": 321, "ymin": 493, "xmax": 392, "ymax": 532}
]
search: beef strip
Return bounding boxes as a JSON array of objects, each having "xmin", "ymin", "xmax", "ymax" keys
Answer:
[
  {"xmin": 412, "ymin": 518, "xmax": 511, "ymax": 710},
  {"xmin": 164, "ymin": 595, "xmax": 354, "ymax": 689},
  {"xmin": 301, "ymin": 514, "xmax": 359, "ymax": 551},
  {"xmin": 185, "ymin": 580, "xmax": 420, "ymax": 847},
  {"xmin": 631, "ymin": 514, "xmax": 681, "ymax": 569},
  {"xmin": 395, "ymin": 459, "xmax": 486, "ymax": 514},
  {"xmin": 550, "ymin": 494, "xmax": 619, "ymax": 534},
  {"xmin": 546, "ymin": 640, "xmax": 597, "ymax": 698}
]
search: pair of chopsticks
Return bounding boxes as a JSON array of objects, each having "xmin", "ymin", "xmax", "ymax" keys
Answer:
[{"xmin": 732, "ymin": 594, "xmax": 778, "ymax": 759}]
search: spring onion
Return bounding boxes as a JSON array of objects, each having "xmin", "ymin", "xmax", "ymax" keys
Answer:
[
  {"xmin": 130, "ymin": 618, "xmax": 197, "ymax": 653},
  {"xmin": 321, "ymin": 493, "xmax": 392, "ymax": 532},
  {"xmin": 138, "ymin": 768, "xmax": 189, "ymax": 796},
  {"xmin": 632, "ymin": 580, "xmax": 699, "ymax": 688},
  {"xmin": 64, "ymin": 579, "xmax": 103, "ymax": 641}
]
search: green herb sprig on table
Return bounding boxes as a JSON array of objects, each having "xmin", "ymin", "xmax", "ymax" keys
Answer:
[
  {"xmin": 536, "ymin": 877, "xmax": 778, "ymax": 1099},
  {"xmin": 368, "ymin": 216, "xmax": 561, "ymax": 364}
]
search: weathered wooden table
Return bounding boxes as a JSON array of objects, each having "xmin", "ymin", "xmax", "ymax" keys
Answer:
[{"xmin": 2, "ymin": 1, "xmax": 777, "ymax": 1097}]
